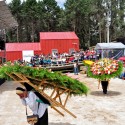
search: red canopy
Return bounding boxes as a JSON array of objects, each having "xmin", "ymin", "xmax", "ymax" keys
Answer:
[{"xmin": 118, "ymin": 56, "xmax": 125, "ymax": 61}]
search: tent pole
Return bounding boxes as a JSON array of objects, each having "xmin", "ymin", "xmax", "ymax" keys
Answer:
[{"xmin": 101, "ymin": 49, "xmax": 103, "ymax": 59}]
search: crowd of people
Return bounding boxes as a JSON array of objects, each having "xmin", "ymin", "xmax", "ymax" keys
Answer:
[{"xmin": 17, "ymin": 49, "xmax": 101, "ymax": 67}]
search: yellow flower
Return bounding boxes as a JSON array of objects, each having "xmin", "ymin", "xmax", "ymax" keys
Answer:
[{"xmin": 83, "ymin": 60, "xmax": 94, "ymax": 65}]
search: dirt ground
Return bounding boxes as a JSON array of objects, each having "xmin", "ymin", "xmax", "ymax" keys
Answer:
[{"xmin": 0, "ymin": 73, "xmax": 125, "ymax": 125}]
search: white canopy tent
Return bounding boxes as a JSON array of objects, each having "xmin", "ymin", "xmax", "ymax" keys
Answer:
[
  {"xmin": 95, "ymin": 42, "xmax": 125, "ymax": 59},
  {"xmin": 95, "ymin": 42, "xmax": 125, "ymax": 50}
]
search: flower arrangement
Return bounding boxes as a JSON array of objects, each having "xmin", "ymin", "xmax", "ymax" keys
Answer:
[{"xmin": 85, "ymin": 58, "xmax": 123, "ymax": 81}]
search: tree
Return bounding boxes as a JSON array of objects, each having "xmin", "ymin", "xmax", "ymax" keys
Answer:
[
  {"xmin": 6, "ymin": 0, "xmax": 125, "ymax": 49},
  {"xmin": 8, "ymin": 0, "xmax": 22, "ymax": 42},
  {"xmin": 64, "ymin": 0, "xmax": 96, "ymax": 48},
  {"xmin": 0, "ymin": 37, "xmax": 5, "ymax": 50}
]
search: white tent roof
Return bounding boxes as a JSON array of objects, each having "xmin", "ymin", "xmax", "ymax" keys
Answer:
[{"xmin": 95, "ymin": 42, "xmax": 125, "ymax": 50}]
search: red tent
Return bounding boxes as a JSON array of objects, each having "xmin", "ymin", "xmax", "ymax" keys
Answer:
[{"xmin": 118, "ymin": 56, "xmax": 125, "ymax": 61}]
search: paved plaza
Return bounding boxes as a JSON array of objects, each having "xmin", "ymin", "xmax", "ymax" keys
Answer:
[{"xmin": 1, "ymin": 73, "xmax": 125, "ymax": 125}]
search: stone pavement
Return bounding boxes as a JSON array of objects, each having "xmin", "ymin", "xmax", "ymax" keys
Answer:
[{"xmin": 1, "ymin": 74, "xmax": 125, "ymax": 125}]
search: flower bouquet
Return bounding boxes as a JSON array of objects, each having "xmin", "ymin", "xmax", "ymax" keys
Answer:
[
  {"xmin": 87, "ymin": 58, "xmax": 123, "ymax": 81},
  {"xmin": 84, "ymin": 58, "xmax": 123, "ymax": 94}
]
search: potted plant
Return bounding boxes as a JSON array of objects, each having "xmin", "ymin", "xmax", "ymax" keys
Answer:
[{"xmin": 84, "ymin": 58, "xmax": 123, "ymax": 94}]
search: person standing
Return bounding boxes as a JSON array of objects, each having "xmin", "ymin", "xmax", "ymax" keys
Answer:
[
  {"xmin": 16, "ymin": 87, "xmax": 49, "ymax": 125},
  {"xmin": 73, "ymin": 60, "xmax": 79, "ymax": 75}
]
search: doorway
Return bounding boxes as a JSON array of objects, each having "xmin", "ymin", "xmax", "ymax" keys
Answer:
[
  {"xmin": 52, "ymin": 49, "xmax": 58, "ymax": 57},
  {"xmin": 69, "ymin": 48, "xmax": 75, "ymax": 55}
]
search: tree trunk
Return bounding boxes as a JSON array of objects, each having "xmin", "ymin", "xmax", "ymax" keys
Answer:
[
  {"xmin": 99, "ymin": 24, "xmax": 101, "ymax": 43},
  {"xmin": 31, "ymin": 22, "xmax": 34, "ymax": 42}
]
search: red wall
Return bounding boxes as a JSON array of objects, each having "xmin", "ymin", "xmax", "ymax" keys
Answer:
[
  {"xmin": 34, "ymin": 50, "xmax": 42, "ymax": 55},
  {"xmin": 0, "ymin": 50, "xmax": 42, "ymax": 62},
  {"xmin": 6, "ymin": 51, "xmax": 22, "ymax": 61},
  {"xmin": 0, "ymin": 51, "xmax": 22, "ymax": 62},
  {"xmin": 0, "ymin": 38, "xmax": 79, "ymax": 62},
  {"xmin": 40, "ymin": 39, "xmax": 79, "ymax": 54}
]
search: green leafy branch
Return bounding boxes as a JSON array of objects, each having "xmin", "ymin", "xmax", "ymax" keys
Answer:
[{"xmin": 0, "ymin": 64, "xmax": 89, "ymax": 95}]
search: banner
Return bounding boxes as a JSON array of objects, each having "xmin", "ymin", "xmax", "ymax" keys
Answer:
[{"xmin": 22, "ymin": 50, "xmax": 34, "ymax": 62}]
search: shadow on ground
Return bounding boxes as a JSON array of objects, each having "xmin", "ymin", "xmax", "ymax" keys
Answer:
[
  {"xmin": 50, "ymin": 123, "xmax": 76, "ymax": 125},
  {"xmin": 90, "ymin": 91, "xmax": 121, "ymax": 96}
]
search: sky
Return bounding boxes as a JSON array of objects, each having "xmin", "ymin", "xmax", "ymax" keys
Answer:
[{"xmin": 5, "ymin": 0, "xmax": 66, "ymax": 8}]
